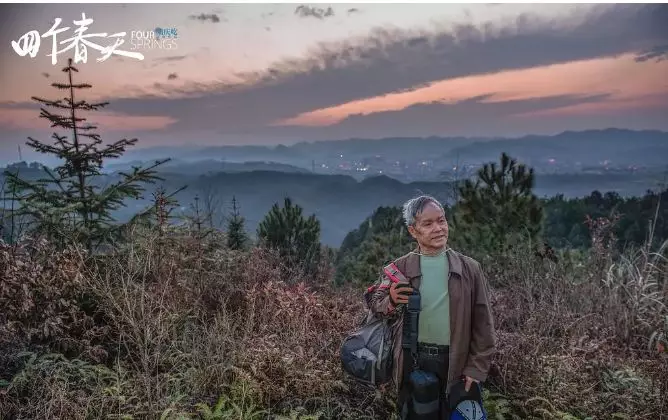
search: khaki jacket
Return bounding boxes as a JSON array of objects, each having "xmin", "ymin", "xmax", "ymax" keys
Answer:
[{"xmin": 369, "ymin": 248, "xmax": 496, "ymax": 394}]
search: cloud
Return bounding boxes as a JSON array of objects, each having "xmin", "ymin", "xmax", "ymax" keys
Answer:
[
  {"xmin": 153, "ymin": 55, "xmax": 188, "ymax": 63},
  {"xmin": 273, "ymin": 53, "xmax": 668, "ymax": 126},
  {"xmin": 0, "ymin": 101, "xmax": 41, "ymax": 110},
  {"xmin": 275, "ymin": 93, "xmax": 612, "ymax": 136},
  {"xmin": 145, "ymin": 55, "xmax": 190, "ymax": 69},
  {"xmin": 255, "ymin": 5, "xmax": 663, "ymax": 99},
  {"xmin": 69, "ymin": 4, "xmax": 668, "ymax": 141},
  {"xmin": 294, "ymin": 5, "xmax": 334, "ymax": 20},
  {"xmin": 635, "ymin": 44, "xmax": 668, "ymax": 63},
  {"xmin": 263, "ymin": 92, "xmax": 668, "ymax": 141},
  {"xmin": 189, "ymin": 13, "xmax": 221, "ymax": 23},
  {"xmin": 150, "ymin": 3, "xmax": 658, "ymax": 134},
  {"xmin": 281, "ymin": 93, "xmax": 613, "ymax": 138},
  {"xmin": 513, "ymin": 92, "xmax": 668, "ymax": 118},
  {"xmin": 167, "ymin": 73, "xmax": 178, "ymax": 80},
  {"xmin": 0, "ymin": 106, "xmax": 177, "ymax": 132}
]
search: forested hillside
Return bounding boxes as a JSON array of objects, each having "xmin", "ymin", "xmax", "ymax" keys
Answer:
[{"xmin": 3, "ymin": 162, "xmax": 664, "ymax": 246}]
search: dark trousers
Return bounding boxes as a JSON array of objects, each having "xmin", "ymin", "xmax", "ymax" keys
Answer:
[{"xmin": 399, "ymin": 345, "xmax": 450, "ymax": 420}]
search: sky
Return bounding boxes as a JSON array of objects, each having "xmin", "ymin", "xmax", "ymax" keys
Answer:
[{"xmin": 0, "ymin": 3, "xmax": 667, "ymax": 161}]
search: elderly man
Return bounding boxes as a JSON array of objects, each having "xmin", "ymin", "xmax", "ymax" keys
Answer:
[{"xmin": 369, "ymin": 195, "xmax": 496, "ymax": 419}]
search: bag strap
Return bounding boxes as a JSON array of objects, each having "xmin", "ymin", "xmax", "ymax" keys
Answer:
[
  {"xmin": 387, "ymin": 262, "xmax": 419, "ymax": 384},
  {"xmin": 404, "ymin": 291, "xmax": 420, "ymax": 363}
]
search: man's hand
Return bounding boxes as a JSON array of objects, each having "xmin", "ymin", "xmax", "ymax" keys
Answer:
[
  {"xmin": 389, "ymin": 283, "xmax": 413, "ymax": 305},
  {"xmin": 464, "ymin": 376, "xmax": 479, "ymax": 392}
]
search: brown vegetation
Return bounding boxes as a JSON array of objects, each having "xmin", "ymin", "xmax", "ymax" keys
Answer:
[
  {"xmin": 478, "ymin": 219, "xmax": 668, "ymax": 418},
  {"xmin": 1, "ymin": 218, "xmax": 667, "ymax": 419}
]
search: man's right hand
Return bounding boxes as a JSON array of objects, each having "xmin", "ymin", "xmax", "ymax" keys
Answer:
[{"xmin": 389, "ymin": 283, "xmax": 413, "ymax": 305}]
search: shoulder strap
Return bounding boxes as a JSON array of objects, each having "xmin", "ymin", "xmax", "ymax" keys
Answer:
[{"xmin": 397, "ymin": 265, "xmax": 420, "ymax": 383}]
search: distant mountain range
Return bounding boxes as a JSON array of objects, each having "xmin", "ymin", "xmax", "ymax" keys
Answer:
[
  {"xmin": 441, "ymin": 129, "xmax": 668, "ymax": 167},
  {"xmin": 2, "ymin": 128, "xmax": 667, "ymax": 246},
  {"xmin": 106, "ymin": 159, "xmax": 310, "ymax": 175},
  {"xmin": 116, "ymin": 129, "xmax": 668, "ymax": 173}
]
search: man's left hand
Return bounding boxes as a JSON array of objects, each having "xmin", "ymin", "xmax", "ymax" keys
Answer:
[{"xmin": 464, "ymin": 376, "xmax": 479, "ymax": 392}]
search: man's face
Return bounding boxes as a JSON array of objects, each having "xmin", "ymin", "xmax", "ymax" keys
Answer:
[{"xmin": 408, "ymin": 202, "xmax": 449, "ymax": 251}]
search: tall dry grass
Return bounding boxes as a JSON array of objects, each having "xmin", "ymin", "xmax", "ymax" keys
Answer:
[
  {"xmin": 1, "ymin": 217, "xmax": 666, "ymax": 419},
  {"xmin": 0, "ymin": 227, "xmax": 388, "ymax": 419},
  {"xmin": 479, "ymin": 215, "xmax": 668, "ymax": 418}
]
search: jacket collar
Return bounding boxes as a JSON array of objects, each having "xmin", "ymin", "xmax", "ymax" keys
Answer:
[{"xmin": 404, "ymin": 246, "xmax": 463, "ymax": 279}]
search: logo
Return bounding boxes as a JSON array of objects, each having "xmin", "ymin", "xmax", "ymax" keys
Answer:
[
  {"xmin": 10, "ymin": 13, "xmax": 178, "ymax": 65},
  {"xmin": 129, "ymin": 27, "xmax": 178, "ymax": 50}
]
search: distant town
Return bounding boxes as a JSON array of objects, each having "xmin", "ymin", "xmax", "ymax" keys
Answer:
[
  {"xmin": 2, "ymin": 129, "xmax": 666, "ymax": 185},
  {"xmin": 309, "ymin": 154, "xmax": 648, "ymax": 182}
]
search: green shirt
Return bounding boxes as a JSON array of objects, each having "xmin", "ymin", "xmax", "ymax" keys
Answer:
[{"xmin": 418, "ymin": 252, "xmax": 450, "ymax": 346}]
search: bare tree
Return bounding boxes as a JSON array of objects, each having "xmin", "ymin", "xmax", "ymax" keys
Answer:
[
  {"xmin": 198, "ymin": 183, "xmax": 224, "ymax": 229},
  {"xmin": 440, "ymin": 151, "xmax": 465, "ymax": 205}
]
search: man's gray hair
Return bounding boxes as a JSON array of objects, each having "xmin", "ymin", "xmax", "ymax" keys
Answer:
[{"xmin": 402, "ymin": 195, "xmax": 445, "ymax": 227}]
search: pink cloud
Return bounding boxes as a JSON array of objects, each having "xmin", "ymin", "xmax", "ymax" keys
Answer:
[
  {"xmin": 273, "ymin": 53, "xmax": 668, "ymax": 127},
  {"xmin": 513, "ymin": 93, "xmax": 668, "ymax": 118},
  {"xmin": 0, "ymin": 108, "xmax": 177, "ymax": 131}
]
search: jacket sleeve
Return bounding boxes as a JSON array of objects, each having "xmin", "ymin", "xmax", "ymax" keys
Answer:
[
  {"xmin": 368, "ymin": 272, "xmax": 399, "ymax": 317},
  {"xmin": 462, "ymin": 261, "xmax": 496, "ymax": 382}
]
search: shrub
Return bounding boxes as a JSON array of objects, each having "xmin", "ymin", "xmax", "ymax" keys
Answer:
[
  {"xmin": 257, "ymin": 197, "xmax": 322, "ymax": 277},
  {"xmin": 0, "ymin": 239, "xmax": 108, "ymax": 366}
]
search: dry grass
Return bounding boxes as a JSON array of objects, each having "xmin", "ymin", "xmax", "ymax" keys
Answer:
[
  {"xmin": 1, "ymin": 219, "xmax": 667, "ymax": 419},
  {"xmin": 479, "ymin": 215, "xmax": 668, "ymax": 419},
  {"xmin": 0, "ymin": 228, "xmax": 388, "ymax": 419}
]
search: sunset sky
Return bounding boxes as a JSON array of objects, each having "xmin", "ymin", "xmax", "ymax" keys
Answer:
[{"xmin": 0, "ymin": 3, "xmax": 667, "ymax": 161}]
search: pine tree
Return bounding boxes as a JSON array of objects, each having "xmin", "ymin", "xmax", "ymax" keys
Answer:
[
  {"xmin": 151, "ymin": 186, "xmax": 181, "ymax": 235},
  {"xmin": 3, "ymin": 58, "xmax": 167, "ymax": 251},
  {"xmin": 453, "ymin": 152, "xmax": 543, "ymax": 255},
  {"xmin": 257, "ymin": 197, "xmax": 321, "ymax": 275},
  {"xmin": 226, "ymin": 196, "xmax": 248, "ymax": 250},
  {"xmin": 183, "ymin": 195, "xmax": 209, "ymax": 238}
]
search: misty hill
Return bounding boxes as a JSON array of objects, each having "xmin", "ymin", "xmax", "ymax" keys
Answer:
[
  {"xmin": 154, "ymin": 171, "xmax": 453, "ymax": 246},
  {"xmin": 110, "ymin": 168, "xmax": 661, "ymax": 247},
  {"xmin": 105, "ymin": 159, "xmax": 310, "ymax": 176},
  {"xmin": 116, "ymin": 129, "xmax": 668, "ymax": 182},
  {"xmin": 4, "ymin": 129, "xmax": 666, "ymax": 180},
  {"xmin": 9, "ymin": 129, "xmax": 665, "ymax": 182},
  {"xmin": 2, "ymin": 166, "xmax": 664, "ymax": 246},
  {"xmin": 120, "ymin": 137, "xmax": 477, "ymax": 165},
  {"xmin": 445, "ymin": 128, "xmax": 668, "ymax": 167},
  {"xmin": 121, "ymin": 128, "xmax": 666, "ymax": 163}
]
